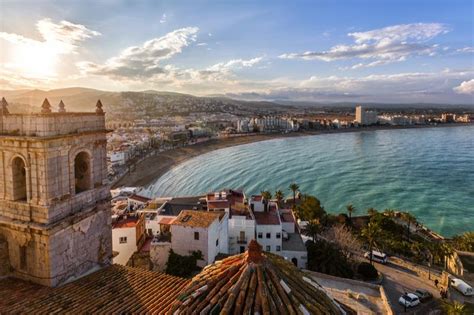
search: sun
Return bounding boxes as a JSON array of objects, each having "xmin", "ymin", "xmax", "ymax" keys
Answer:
[{"xmin": 11, "ymin": 43, "xmax": 57, "ymax": 78}]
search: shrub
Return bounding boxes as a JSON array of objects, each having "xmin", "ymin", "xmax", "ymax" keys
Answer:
[
  {"xmin": 165, "ymin": 249, "xmax": 202, "ymax": 277},
  {"xmin": 357, "ymin": 262, "xmax": 378, "ymax": 280}
]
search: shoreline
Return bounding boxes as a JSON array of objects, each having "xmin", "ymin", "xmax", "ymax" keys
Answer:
[{"xmin": 112, "ymin": 123, "xmax": 470, "ymax": 189}]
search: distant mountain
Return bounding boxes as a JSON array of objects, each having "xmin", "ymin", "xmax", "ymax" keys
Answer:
[
  {"xmin": 0, "ymin": 88, "xmax": 296, "ymax": 119},
  {"xmin": 1, "ymin": 87, "xmax": 472, "ymax": 118}
]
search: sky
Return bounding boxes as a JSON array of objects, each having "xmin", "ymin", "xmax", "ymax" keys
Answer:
[{"xmin": 0, "ymin": 0, "xmax": 473, "ymax": 103}]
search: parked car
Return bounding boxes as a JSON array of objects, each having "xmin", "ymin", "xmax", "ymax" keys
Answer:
[
  {"xmin": 414, "ymin": 289, "xmax": 433, "ymax": 302},
  {"xmin": 364, "ymin": 250, "xmax": 388, "ymax": 264},
  {"xmin": 398, "ymin": 293, "xmax": 420, "ymax": 308},
  {"xmin": 450, "ymin": 278, "xmax": 473, "ymax": 296}
]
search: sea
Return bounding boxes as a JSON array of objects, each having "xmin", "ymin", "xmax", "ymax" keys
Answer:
[{"xmin": 146, "ymin": 125, "xmax": 474, "ymax": 237}]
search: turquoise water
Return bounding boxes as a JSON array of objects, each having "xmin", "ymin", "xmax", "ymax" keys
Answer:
[{"xmin": 147, "ymin": 126, "xmax": 474, "ymax": 237}]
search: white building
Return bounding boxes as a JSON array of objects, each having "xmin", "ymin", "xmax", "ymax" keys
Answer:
[
  {"xmin": 108, "ymin": 151, "xmax": 128, "ymax": 166},
  {"xmin": 127, "ymin": 194, "xmax": 152, "ymax": 211},
  {"xmin": 170, "ymin": 210, "xmax": 229, "ymax": 267},
  {"xmin": 112, "ymin": 214, "xmax": 146, "ymax": 265},
  {"xmin": 206, "ymin": 190, "xmax": 256, "ymax": 254},
  {"xmin": 355, "ymin": 106, "xmax": 378, "ymax": 125}
]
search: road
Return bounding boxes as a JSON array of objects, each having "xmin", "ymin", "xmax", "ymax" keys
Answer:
[{"xmin": 375, "ymin": 260, "xmax": 441, "ymax": 314}]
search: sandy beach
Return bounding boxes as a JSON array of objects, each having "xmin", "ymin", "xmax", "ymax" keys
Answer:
[{"xmin": 112, "ymin": 123, "xmax": 467, "ymax": 189}]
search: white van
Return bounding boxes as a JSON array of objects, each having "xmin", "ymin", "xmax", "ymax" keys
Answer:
[
  {"xmin": 450, "ymin": 278, "xmax": 473, "ymax": 296},
  {"xmin": 364, "ymin": 250, "xmax": 388, "ymax": 264}
]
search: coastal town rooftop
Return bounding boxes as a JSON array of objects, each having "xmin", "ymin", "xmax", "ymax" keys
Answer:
[{"xmin": 171, "ymin": 210, "xmax": 226, "ymax": 228}]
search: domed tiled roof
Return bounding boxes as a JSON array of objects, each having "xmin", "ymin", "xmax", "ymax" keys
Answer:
[{"xmin": 169, "ymin": 240, "xmax": 344, "ymax": 314}]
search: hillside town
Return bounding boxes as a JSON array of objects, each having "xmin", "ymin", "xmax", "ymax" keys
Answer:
[
  {"xmin": 106, "ymin": 105, "xmax": 473, "ymax": 184},
  {"xmin": 0, "ymin": 97, "xmax": 473, "ymax": 314}
]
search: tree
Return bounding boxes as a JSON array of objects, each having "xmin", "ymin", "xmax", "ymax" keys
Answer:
[
  {"xmin": 367, "ymin": 207, "xmax": 378, "ymax": 217},
  {"xmin": 261, "ymin": 190, "xmax": 272, "ymax": 212},
  {"xmin": 401, "ymin": 212, "xmax": 417, "ymax": 242},
  {"xmin": 361, "ymin": 221, "xmax": 382, "ymax": 265},
  {"xmin": 321, "ymin": 224, "xmax": 363, "ymax": 257},
  {"xmin": 289, "ymin": 183, "xmax": 299, "ymax": 209},
  {"xmin": 441, "ymin": 300, "xmax": 468, "ymax": 315},
  {"xmin": 451, "ymin": 232, "xmax": 474, "ymax": 252},
  {"xmin": 296, "ymin": 195, "xmax": 326, "ymax": 221},
  {"xmin": 346, "ymin": 204, "xmax": 356, "ymax": 220},
  {"xmin": 302, "ymin": 219, "xmax": 322, "ymax": 242},
  {"xmin": 166, "ymin": 249, "xmax": 203, "ymax": 277},
  {"xmin": 274, "ymin": 190, "xmax": 284, "ymax": 207},
  {"xmin": 306, "ymin": 239, "xmax": 354, "ymax": 279}
]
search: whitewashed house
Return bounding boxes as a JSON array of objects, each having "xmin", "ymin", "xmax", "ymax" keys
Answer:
[
  {"xmin": 112, "ymin": 214, "xmax": 146, "ymax": 265},
  {"xmin": 170, "ymin": 210, "xmax": 229, "ymax": 267}
]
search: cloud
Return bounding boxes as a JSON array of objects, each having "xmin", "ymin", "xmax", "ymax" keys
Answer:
[
  {"xmin": 457, "ymin": 47, "xmax": 474, "ymax": 53},
  {"xmin": 160, "ymin": 14, "xmax": 167, "ymax": 24},
  {"xmin": 196, "ymin": 42, "xmax": 208, "ymax": 46},
  {"xmin": 279, "ymin": 23, "xmax": 448, "ymax": 67},
  {"xmin": 454, "ymin": 79, "xmax": 474, "ymax": 94},
  {"xmin": 79, "ymin": 27, "xmax": 199, "ymax": 79},
  {"xmin": 206, "ymin": 57, "xmax": 263, "ymax": 72},
  {"xmin": 0, "ymin": 18, "xmax": 100, "ymax": 55}
]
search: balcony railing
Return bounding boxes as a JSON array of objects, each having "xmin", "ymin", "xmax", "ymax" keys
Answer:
[{"xmin": 236, "ymin": 237, "xmax": 247, "ymax": 244}]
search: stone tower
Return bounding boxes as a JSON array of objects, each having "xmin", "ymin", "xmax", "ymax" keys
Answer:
[{"xmin": 0, "ymin": 98, "xmax": 112, "ymax": 286}]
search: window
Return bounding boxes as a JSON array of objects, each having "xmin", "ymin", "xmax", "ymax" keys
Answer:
[
  {"xmin": 194, "ymin": 232, "xmax": 200, "ymax": 240},
  {"xmin": 119, "ymin": 237, "xmax": 127, "ymax": 244},
  {"xmin": 240, "ymin": 246, "xmax": 245, "ymax": 253},
  {"xmin": 276, "ymin": 246, "xmax": 281, "ymax": 252},
  {"xmin": 12, "ymin": 157, "xmax": 27, "ymax": 201},
  {"xmin": 266, "ymin": 232, "xmax": 271, "ymax": 239},
  {"xmin": 74, "ymin": 152, "xmax": 91, "ymax": 194},
  {"xmin": 257, "ymin": 232, "xmax": 263, "ymax": 239},
  {"xmin": 276, "ymin": 233, "xmax": 281, "ymax": 239},
  {"xmin": 19, "ymin": 245, "xmax": 27, "ymax": 270},
  {"xmin": 266, "ymin": 246, "xmax": 271, "ymax": 251},
  {"xmin": 216, "ymin": 239, "xmax": 219, "ymax": 246}
]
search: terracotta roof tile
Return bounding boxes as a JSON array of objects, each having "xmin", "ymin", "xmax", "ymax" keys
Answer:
[
  {"xmin": 171, "ymin": 210, "xmax": 225, "ymax": 228},
  {"xmin": 169, "ymin": 240, "xmax": 343, "ymax": 314},
  {"xmin": 0, "ymin": 265, "xmax": 189, "ymax": 314},
  {"xmin": 254, "ymin": 210, "xmax": 280, "ymax": 225}
]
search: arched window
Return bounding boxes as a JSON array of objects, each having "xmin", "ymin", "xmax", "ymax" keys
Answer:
[
  {"xmin": 74, "ymin": 152, "xmax": 91, "ymax": 194},
  {"xmin": 12, "ymin": 157, "xmax": 27, "ymax": 201},
  {"xmin": 291, "ymin": 257, "xmax": 298, "ymax": 267}
]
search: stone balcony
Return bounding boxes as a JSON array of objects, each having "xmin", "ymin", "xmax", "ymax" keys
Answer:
[{"xmin": 0, "ymin": 113, "xmax": 106, "ymax": 137}]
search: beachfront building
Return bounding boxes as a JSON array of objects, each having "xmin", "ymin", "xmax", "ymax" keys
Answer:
[
  {"xmin": 355, "ymin": 105, "xmax": 378, "ymax": 125},
  {"xmin": 112, "ymin": 213, "xmax": 146, "ymax": 265},
  {"xmin": 170, "ymin": 210, "xmax": 229, "ymax": 267}
]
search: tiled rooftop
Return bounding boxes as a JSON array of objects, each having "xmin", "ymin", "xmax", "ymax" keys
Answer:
[
  {"xmin": 171, "ymin": 210, "xmax": 225, "ymax": 228},
  {"xmin": 169, "ymin": 240, "xmax": 343, "ymax": 314},
  {"xmin": 129, "ymin": 194, "xmax": 152, "ymax": 203},
  {"xmin": 254, "ymin": 209, "xmax": 280, "ymax": 225},
  {"xmin": 112, "ymin": 216, "xmax": 139, "ymax": 229},
  {"xmin": 0, "ymin": 265, "xmax": 189, "ymax": 314},
  {"xmin": 159, "ymin": 195, "xmax": 206, "ymax": 216}
]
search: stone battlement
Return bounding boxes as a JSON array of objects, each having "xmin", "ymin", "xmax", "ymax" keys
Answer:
[
  {"xmin": 0, "ymin": 113, "xmax": 105, "ymax": 137},
  {"xmin": 0, "ymin": 98, "xmax": 106, "ymax": 137}
]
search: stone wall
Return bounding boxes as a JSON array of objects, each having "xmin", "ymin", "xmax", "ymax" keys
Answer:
[
  {"xmin": 0, "ymin": 113, "xmax": 105, "ymax": 137},
  {"xmin": 48, "ymin": 204, "xmax": 112, "ymax": 286},
  {"xmin": 150, "ymin": 242, "xmax": 171, "ymax": 272}
]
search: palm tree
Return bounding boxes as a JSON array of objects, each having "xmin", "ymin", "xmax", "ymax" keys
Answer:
[
  {"xmin": 302, "ymin": 219, "xmax": 322, "ymax": 242},
  {"xmin": 367, "ymin": 207, "xmax": 378, "ymax": 217},
  {"xmin": 401, "ymin": 212, "xmax": 417, "ymax": 241},
  {"xmin": 361, "ymin": 221, "xmax": 382, "ymax": 265},
  {"xmin": 274, "ymin": 190, "xmax": 284, "ymax": 207},
  {"xmin": 346, "ymin": 204, "xmax": 356, "ymax": 220},
  {"xmin": 261, "ymin": 191, "xmax": 272, "ymax": 212},
  {"xmin": 289, "ymin": 183, "xmax": 299, "ymax": 209},
  {"xmin": 441, "ymin": 300, "xmax": 468, "ymax": 315}
]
